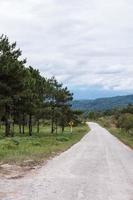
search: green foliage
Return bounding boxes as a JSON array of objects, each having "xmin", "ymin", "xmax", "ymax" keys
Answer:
[
  {"xmin": 0, "ymin": 34, "xmax": 76, "ymax": 137},
  {"xmin": 97, "ymin": 104, "xmax": 133, "ymax": 148},
  {"xmin": 0, "ymin": 34, "xmax": 85, "ymax": 166},
  {"xmin": 97, "ymin": 116, "xmax": 113, "ymax": 128},
  {"xmin": 0, "ymin": 139, "xmax": 18, "ymax": 150},
  {"xmin": 109, "ymin": 128, "xmax": 133, "ymax": 149},
  {"xmin": 0, "ymin": 124, "xmax": 89, "ymax": 164},
  {"xmin": 56, "ymin": 136, "xmax": 69, "ymax": 142},
  {"xmin": 11, "ymin": 138, "xmax": 20, "ymax": 145},
  {"xmin": 31, "ymin": 141, "xmax": 41, "ymax": 146},
  {"xmin": 116, "ymin": 113, "xmax": 133, "ymax": 133}
]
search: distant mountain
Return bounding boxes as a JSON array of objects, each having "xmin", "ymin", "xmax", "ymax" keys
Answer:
[{"xmin": 72, "ymin": 94, "xmax": 133, "ymax": 112}]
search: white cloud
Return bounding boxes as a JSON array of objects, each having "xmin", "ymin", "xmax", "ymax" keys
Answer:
[{"xmin": 0, "ymin": 0, "xmax": 133, "ymax": 93}]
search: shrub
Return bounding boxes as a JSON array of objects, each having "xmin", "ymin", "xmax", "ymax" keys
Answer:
[
  {"xmin": 12, "ymin": 138, "xmax": 20, "ymax": 145},
  {"xmin": 0, "ymin": 140, "xmax": 18, "ymax": 150},
  {"xmin": 117, "ymin": 113, "xmax": 133, "ymax": 133},
  {"xmin": 56, "ymin": 136, "xmax": 69, "ymax": 142},
  {"xmin": 31, "ymin": 141, "xmax": 41, "ymax": 146}
]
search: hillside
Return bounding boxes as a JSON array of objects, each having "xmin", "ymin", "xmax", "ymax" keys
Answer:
[{"xmin": 72, "ymin": 94, "xmax": 133, "ymax": 111}]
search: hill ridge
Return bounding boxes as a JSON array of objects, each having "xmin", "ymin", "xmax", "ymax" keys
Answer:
[{"xmin": 72, "ymin": 94, "xmax": 133, "ymax": 111}]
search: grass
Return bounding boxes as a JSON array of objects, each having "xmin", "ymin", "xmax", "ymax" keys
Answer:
[
  {"xmin": 108, "ymin": 127, "xmax": 133, "ymax": 149},
  {"xmin": 97, "ymin": 117, "xmax": 133, "ymax": 149},
  {"xmin": 0, "ymin": 124, "xmax": 89, "ymax": 165}
]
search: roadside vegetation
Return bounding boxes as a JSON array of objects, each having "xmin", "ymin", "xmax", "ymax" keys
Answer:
[
  {"xmin": 0, "ymin": 123, "xmax": 89, "ymax": 165},
  {"xmin": 86, "ymin": 104, "xmax": 133, "ymax": 149},
  {"xmin": 0, "ymin": 35, "xmax": 88, "ymax": 166}
]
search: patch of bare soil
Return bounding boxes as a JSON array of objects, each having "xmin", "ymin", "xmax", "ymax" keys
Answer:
[
  {"xmin": 0, "ymin": 155, "xmax": 58, "ymax": 180},
  {"xmin": 0, "ymin": 161, "xmax": 38, "ymax": 179}
]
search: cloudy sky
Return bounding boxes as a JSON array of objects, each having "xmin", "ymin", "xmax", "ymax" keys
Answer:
[{"xmin": 0, "ymin": 0, "xmax": 133, "ymax": 99}]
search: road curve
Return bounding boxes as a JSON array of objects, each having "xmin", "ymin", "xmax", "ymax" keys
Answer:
[{"xmin": 0, "ymin": 122, "xmax": 133, "ymax": 200}]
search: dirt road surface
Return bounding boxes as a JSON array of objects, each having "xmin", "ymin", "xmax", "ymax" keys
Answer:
[{"xmin": 0, "ymin": 122, "xmax": 133, "ymax": 200}]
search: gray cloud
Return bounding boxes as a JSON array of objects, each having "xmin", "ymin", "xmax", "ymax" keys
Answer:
[{"xmin": 0, "ymin": 0, "xmax": 133, "ymax": 92}]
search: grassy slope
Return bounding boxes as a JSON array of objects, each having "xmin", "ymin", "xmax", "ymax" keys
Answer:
[
  {"xmin": 97, "ymin": 117, "xmax": 133, "ymax": 149},
  {"xmin": 0, "ymin": 124, "xmax": 89, "ymax": 165}
]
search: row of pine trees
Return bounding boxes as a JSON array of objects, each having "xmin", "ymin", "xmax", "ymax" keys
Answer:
[{"xmin": 0, "ymin": 35, "xmax": 77, "ymax": 137}]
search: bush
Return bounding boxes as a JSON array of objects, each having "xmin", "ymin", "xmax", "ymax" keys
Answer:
[
  {"xmin": 12, "ymin": 138, "xmax": 20, "ymax": 145},
  {"xmin": 0, "ymin": 140, "xmax": 18, "ymax": 150},
  {"xmin": 117, "ymin": 113, "xmax": 133, "ymax": 133},
  {"xmin": 56, "ymin": 136, "xmax": 69, "ymax": 142},
  {"xmin": 31, "ymin": 141, "xmax": 41, "ymax": 146}
]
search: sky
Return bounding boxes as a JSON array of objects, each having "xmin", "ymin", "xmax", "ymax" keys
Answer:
[{"xmin": 0, "ymin": 0, "xmax": 133, "ymax": 99}]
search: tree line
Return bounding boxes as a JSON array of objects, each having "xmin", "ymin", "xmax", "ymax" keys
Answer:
[{"xmin": 0, "ymin": 35, "xmax": 78, "ymax": 137}]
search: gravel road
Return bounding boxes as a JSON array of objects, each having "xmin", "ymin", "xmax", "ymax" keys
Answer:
[{"xmin": 0, "ymin": 122, "xmax": 133, "ymax": 200}]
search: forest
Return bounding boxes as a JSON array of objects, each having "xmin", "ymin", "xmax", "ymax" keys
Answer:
[
  {"xmin": 0, "ymin": 34, "xmax": 82, "ymax": 137},
  {"xmin": 0, "ymin": 35, "xmax": 89, "ymax": 165}
]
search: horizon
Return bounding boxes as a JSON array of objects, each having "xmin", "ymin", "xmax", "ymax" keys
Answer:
[
  {"xmin": 0, "ymin": 0, "xmax": 133, "ymax": 99},
  {"xmin": 73, "ymin": 93, "xmax": 133, "ymax": 101},
  {"xmin": 72, "ymin": 89, "xmax": 133, "ymax": 100}
]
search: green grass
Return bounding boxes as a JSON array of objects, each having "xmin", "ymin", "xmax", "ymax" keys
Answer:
[
  {"xmin": 0, "ymin": 124, "xmax": 89, "ymax": 165},
  {"xmin": 97, "ymin": 117, "xmax": 133, "ymax": 149},
  {"xmin": 107, "ymin": 127, "xmax": 133, "ymax": 149}
]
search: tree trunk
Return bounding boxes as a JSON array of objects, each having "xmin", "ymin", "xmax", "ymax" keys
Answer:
[
  {"xmin": 12, "ymin": 120, "xmax": 15, "ymax": 133},
  {"xmin": 19, "ymin": 123, "xmax": 22, "ymax": 134},
  {"xmin": 61, "ymin": 117, "xmax": 65, "ymax": 133},
  {"xmin": 22, "ymin": 124, "xmax": 25, "ymax": 135},
  {"xmin": 11, "ymin": 121, "xmax": 14, "ymax": 137},
  {"xmin": 62, "ymin": 125, "xmax": 64, "ymax": 133},
  {"xmin": 18, "ymin": 113, "xmax": 22, "ymax": 134},
  {"xmin": 5, "ymin": 119, "xmax": 10, "ymax": 137},
  {"xmin": 51, "ymin": 107, "xmax": 55, "ymax": 134},
  {"xmin": 55, "ymin": 119, "xmax": 58, "ymax": 134},
  {"xmin": 29, "ymin": 114, "xmax": 32, "ymax": 136},
  {"xmin": 37, "ymin": 120, "xmax": 40, "ymax": 134},
  {"xmin": 22, "ymin": 113, "xmax": 25, "ymax": 134},
  {"xmin": 5, "ymin": 105, "xmax": 10, "ymax": 137}
]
